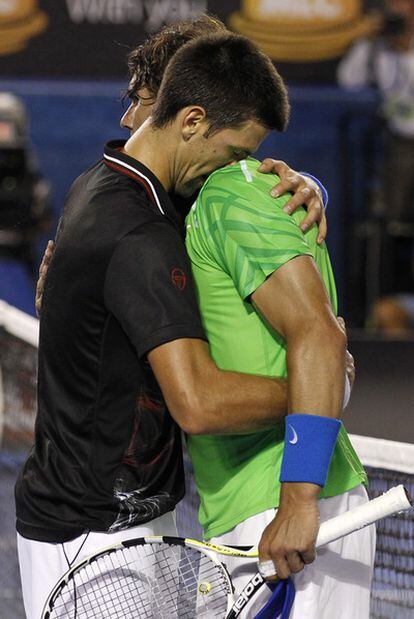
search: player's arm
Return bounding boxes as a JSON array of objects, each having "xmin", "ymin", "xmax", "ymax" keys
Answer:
[
  {"xmin": 147, "ymin": 338, "xmax": 287, "ymax": 435},
  {"xmin": 149, "ymin": 320, "xmax": 354, "ymax": 436},
  {"xmin": 104, "ymin": 223, "xmax": 288, "ymax": 436},
  {"xmin": 251, "ymin": 255, "xmax": 347, "ymax": 579}
]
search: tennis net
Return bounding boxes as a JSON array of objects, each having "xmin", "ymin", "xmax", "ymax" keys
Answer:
[{"xmin": 1, "ymin": 300, "xmax": 413, "ymax": 619}]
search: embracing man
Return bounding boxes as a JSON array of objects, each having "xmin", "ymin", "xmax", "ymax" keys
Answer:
[{"xmin": 15, "ymin": 27, "xmax": 328, "ymax": 619}]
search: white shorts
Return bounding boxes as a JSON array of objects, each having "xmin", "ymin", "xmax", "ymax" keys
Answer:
[
  {"xmin": 211, "ymin": 485, "xmax": 376, "ymax": 619},
  {"xmin": 17, "ymin": 510, "xmax": 177, "ymax": 619}
]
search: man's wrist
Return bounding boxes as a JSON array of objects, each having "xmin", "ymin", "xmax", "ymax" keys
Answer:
[
  {"xmin": 280, "ymin": 481, "xmax": 321, "ymax": 503},
  {"xmin": 300, "ymin": 172, "xmax": 329, "ymax": 210}
]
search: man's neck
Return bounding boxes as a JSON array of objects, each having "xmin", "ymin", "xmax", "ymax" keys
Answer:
[{"xmin": 123, "ymin": 121, "xmax": 175, "ymax": 192}]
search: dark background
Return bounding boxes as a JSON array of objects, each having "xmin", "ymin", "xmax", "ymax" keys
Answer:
[
  {"xmin": 0, "ymin": 1, "xmax": 239, "ymax": 78},
  {"xmin": 0, "ymin": 0, "xmax": 378, "ymax": 82}
]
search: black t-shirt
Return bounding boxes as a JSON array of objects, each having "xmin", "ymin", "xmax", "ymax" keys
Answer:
[{"xmin": 15, "ymin": 141, "xmax": 206, "ymax": 542}]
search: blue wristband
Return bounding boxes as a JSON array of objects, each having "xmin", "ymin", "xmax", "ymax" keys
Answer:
[
  {"xmin": 300, "ymin": 172, "xmax": 329, "ymax": 211},
  {"xmin": 280, "ymin": 414, "xmax": 341, "ymax": 487}
]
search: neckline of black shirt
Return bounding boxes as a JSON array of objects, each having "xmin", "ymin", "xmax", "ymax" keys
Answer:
[{"xmin": 104, "ymin": 139, "xmax": 184, "ymax": 231}]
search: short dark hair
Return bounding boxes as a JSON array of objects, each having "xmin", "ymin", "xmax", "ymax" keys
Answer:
[
  {"xmin": 151, "ymin": 32, "xmax": 290, "ymax": 135},
  {"xmin": 126, "ymin": 15, "xmax": 226, "ymax": 99}
]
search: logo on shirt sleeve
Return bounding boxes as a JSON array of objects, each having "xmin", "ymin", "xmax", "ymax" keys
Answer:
[{"xmin": 171, "ymin": 267, "xmax": 187, "ymax": 291}]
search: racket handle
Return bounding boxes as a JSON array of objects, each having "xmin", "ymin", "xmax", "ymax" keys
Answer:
[{"xmin": 316, "ymin": 485, "xmax": 412, "ymax": 548}]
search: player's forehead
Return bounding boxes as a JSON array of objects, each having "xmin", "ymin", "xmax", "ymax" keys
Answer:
[
  {"xmin": 127, "ymin": 76, "xmax": 154, "ymax": 97},
  {"xmin": 127, "ymin": 79, "xmax": 156, "ymax": 105},
  {"xmin": 127, "ymin": 75, "xmax": 139, "ymax": 95}
]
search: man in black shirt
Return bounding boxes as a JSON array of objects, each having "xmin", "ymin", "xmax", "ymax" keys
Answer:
[
  {"xmin": 15, "ymin": 30, "xmax": 309, "ymax": 618},
  {"xmin": 34, "ymin": 17, "xmax": 327, "ymax": 315}
]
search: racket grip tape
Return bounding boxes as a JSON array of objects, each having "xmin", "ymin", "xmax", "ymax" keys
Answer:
[{"xmin": 316, "ymin": 485, "xmax": 412, "ymax": 548}]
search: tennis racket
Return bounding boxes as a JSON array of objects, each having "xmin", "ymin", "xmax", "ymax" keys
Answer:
[{"xmin": 42, "ymin": 484, "xmax": 412, "ymax": 619}]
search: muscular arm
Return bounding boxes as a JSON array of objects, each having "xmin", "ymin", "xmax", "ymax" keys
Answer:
[
  {"xmin": 252, "ymin": 255, "xmax": 346, "ymax": 417},
  {"xmin": 148, "ymin": 338, "xmax": 287, "ymax": 435},
  {"xmin": 102, "ymin": 223, "xmax": 288, "ymax": 437},
  {"xmin": 251, "ymin": 255, "xmax": 347, "ymax": 578}
]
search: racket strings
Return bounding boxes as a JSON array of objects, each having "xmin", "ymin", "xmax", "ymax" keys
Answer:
[{"xmin": 47, "ymin": 542, "xmax": 231, "ymax": 618}]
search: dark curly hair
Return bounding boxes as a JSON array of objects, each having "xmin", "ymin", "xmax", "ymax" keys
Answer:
[{"xmin": 126, "ymin": 15, "xmax": 226, "ymax": 99}]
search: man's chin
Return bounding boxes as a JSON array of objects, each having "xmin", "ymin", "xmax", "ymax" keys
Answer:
[
  {"xmin": 177, "ymin": 184, "xmax": 198, "ymax": 198},
  {"xmin": 177, "ymin": 177, "xmax": 207, "ymax": 197}
]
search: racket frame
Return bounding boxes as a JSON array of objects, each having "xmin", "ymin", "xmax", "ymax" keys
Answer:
[{"xmin": 42, "ymin": 485, "xmax": 412, "ymax": 619}]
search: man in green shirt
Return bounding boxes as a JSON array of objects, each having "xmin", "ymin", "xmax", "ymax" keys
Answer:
[{"xmin": 185, "ymin": 158, "xmax": 374, "ymax": 618}]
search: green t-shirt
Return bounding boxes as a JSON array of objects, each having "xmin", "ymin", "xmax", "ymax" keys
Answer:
[{"xmin": 185, "ymin": 158, "xmax": 367, "ymax": 540}]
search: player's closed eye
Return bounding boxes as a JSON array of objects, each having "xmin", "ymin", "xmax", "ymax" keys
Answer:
[
  {"xmin": 129, "ymin": 93, "xmax": 140, "ymax": 105},
  {"xmin": 134, "ymin": 93, "xmax": 156, "ymax": 108},
  {"xmin": 233, "ymin": 149, "xmax": 250, "ymax": 161}
]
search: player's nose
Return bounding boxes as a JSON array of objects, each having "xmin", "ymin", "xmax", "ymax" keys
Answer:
[{"xmin": 120, "ymin": 106, "xmax": 133, "ymax": 131}]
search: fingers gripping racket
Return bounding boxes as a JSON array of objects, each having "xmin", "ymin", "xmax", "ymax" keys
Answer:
[{"xmin": 42, "ymin": 485, "xmax": 412, "ymax": 619}]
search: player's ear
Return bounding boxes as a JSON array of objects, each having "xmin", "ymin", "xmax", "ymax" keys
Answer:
[{"xmin": 181, "ymin": 106, "xmax": 207, "ymax": 141}]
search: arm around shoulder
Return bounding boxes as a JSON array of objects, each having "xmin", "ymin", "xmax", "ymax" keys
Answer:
[{"xmin": 252, "ymin": 254, "xmax": 347, "ymax": 418}]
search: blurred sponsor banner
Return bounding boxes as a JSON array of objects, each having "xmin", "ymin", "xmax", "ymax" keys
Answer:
[
  {"xmin": 229, "ymin": 0, "xmax": 377, "ymax": 61},
  {"xmin": 0, "ymin": 0, "xmax": 375, "ymax": 77},
  {"xmin": 0, "ymin": 0, "xmax": 47, "ymax": 56},
  {"xmin": 0, "ymin": 0, "xmax": 212, "ymax": 77}
]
